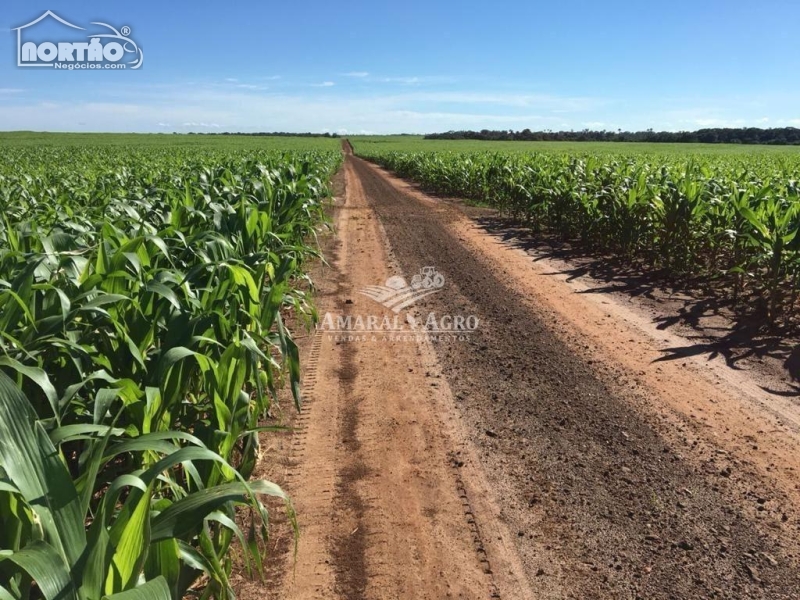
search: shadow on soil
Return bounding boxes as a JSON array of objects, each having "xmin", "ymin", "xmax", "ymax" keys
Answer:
[{"xmin": 471, "ymin": 213, "xmax": 800, "ymax": 396}]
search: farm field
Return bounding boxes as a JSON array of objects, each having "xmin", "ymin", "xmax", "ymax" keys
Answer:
[
  {"xmin": 0, "ymin": 132, "xmax": 342, "ymax": 151},
  {"xmin": 0, "ymin": 134, "xmax": 340, "ymax": 600},
  {"xmin": 6, "ymin": 0, "xmax": 800, "ymax": 597},
  {"xmin": 355, "ymin": 137, "xmax": 800, "ymax": 327},
  {"xmin": 350, "ymin": 134, "xmax": 800, "ymax": 155},
  {"xmin": 259, "ymin": 140, "xmax": 800, "ymax": 599},
  {"xmin": 3, "ymin": 134, "xmax": 800, "ymax": 600}
]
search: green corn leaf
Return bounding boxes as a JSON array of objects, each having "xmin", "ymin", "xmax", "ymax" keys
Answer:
[
  {"xmin": 145, "ymin": 281, "xmax": 181, "ymax": 311},
  {"xmin": 151, "ymin": 482, "xmax": 266, "ymax": 541},
  {"xmin": 0, "ymin": 357, "xmax": 59, "ymax": 422},
  {"xmin": 105, "ymin": 483, "xmax": 153, "ymax": 595},
  {"xmin": 0, "ymin": 541, "xmax": 77, "ymax": 600},
  {"xmin": 102, "ymin": 577, "xmax": 171, "ymax": 600},
  {"xmin": 0, "ymin": 371, "xmax": 86, "ymax": 568}
]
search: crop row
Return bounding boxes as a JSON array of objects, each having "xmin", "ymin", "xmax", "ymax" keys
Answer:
[
  {"xmin": 357, "ymin": 146, "xmax": 800, "ymax": 323},
  {"xmin": 0, "ymin": 146, "xmax": 340, "ymax": 600}
]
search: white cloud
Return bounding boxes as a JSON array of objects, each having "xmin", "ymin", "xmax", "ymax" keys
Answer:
[
  {"xmin": 1, "ymin": 82, "xmax": 795, "ymax": 134},
  {"xmin": 629, "ymin": 99, "xmax": 800, "ymax": 131},
  {"xmin": 379, "ymin": 77, "xmax": 421, "ymax": 85},
  {"xmin": 0, "ymin": 89, "xmax": 558, "ymax": 133},
  {"xmin": 389, "ymin": 109, "xmax": 549, "ymax": 125},
  {"xmin": 343, "ymin": 71, "xmax": 369, "ymax": 78},
  {"xmin": 224, "ymin": 78, "xmax": 238, "ymax": 83},
  {"xmin": 312, "ymin": 81, "xmax": 335, "ymax": 87},
  {"xmin": 687, "ymin": 118, "xmax": 747, "ymax": 127},
  {"xmin": 375, "ymin": 76, "xmax": 456, "ymax": 86},
  {"xmin": 400, "ymin": 91, "xmax": 603, "ymax": 111}
]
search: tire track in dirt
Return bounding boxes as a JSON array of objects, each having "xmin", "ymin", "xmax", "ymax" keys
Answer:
[
  {"xmin": 350, "ymin": 154, "xmax": 800, "ymax": 599},
  {"xmin": 330, "ymin": 329, "xmax": 369, "ymax": 598}
]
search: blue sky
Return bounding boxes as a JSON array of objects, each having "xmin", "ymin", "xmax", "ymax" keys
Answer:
[{"xmin": 1, "ymin": 1, "xmax": 799, "ymax": 133}]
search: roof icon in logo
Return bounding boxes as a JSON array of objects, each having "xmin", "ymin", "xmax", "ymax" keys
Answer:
[{"xmin": 13, "ymin": 10, "xmax": 86, "ymax": 32}]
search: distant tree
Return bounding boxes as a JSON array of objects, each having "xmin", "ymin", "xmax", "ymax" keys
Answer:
[{"xmin": 422, "ymin": 127, "xmax": 800, "ymax": 146}]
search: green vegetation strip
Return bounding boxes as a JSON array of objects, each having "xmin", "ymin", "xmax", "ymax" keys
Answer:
[
  {"xmin": 0, "ymin": 140, "xmax": 341, "ymax": 600},
  {"xmin": 355, "ymin": 139, "xmax": 800, "ymax": 323}
]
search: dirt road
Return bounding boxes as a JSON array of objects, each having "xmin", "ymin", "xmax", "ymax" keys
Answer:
[{"xmin": 242, "ymin": 151, "xmax": 800, "ymax": 599}]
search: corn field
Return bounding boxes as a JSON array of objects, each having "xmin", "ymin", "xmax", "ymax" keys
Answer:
[
  {"xmin": 357, "ymin": 144, "xmax": 800, "ymax": 324},
  {"xmin": 0, "ymin": 144, "xmax": 340, "ymax": 600}
]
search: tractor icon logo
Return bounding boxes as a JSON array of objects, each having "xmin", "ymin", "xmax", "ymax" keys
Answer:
[
  {"xmin": 359, "ymin": 266, "xmax": 445, "ymax": 313},
  {"xmin": 410, "ymin": 266, "xmax": 445, "ymax": 291}
]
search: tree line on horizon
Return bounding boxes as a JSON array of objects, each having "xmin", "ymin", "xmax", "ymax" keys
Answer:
[
  {"xmin": 424, "ymin": 127, "xmax": 800, "ymax": 145},
  {"xmin": 184, "ymin": 131, "xmax": 341, "ymax": 137}
]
